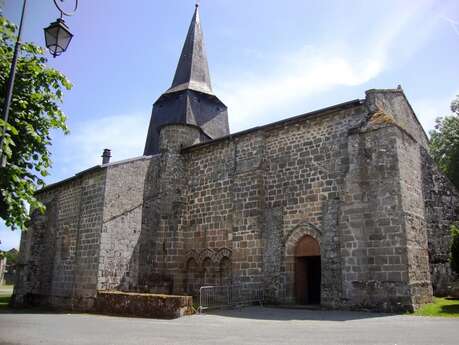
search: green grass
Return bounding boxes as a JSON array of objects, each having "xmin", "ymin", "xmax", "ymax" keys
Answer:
[
  {"xmin": 412, "ymin": 297, "xmax": 459, "ymax": 318},
  {"xmin": 0, "ymin": 285, "xmax": 13, "ymax": 310}
]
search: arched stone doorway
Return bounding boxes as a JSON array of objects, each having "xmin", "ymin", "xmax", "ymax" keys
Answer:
[{"xmin": 294, "ymin": 235, "xmax": 321, "ymax": 304}]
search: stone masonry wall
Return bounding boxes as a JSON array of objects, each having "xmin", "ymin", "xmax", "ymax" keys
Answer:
[
  {"xmin": 13, "ymin": 88, "xmax": 456, "ymax": 313},
  {"xmin": 396, "ymin": 129, "xmax": 432, "ymax": 308},
  {"xmin": 231, "ymin": 131, "xmax": 265, "ymax": 287},
  {"xmin": 13, "ymin": 169, "xmax": 106, "ymax": 310},
  {"xmin": 339, "ymin": 124, "xmax": 415, "ymax": 311},
  {"xmin": 72, "ymin": 170, "xmax": 106, "ymax": 309},
  {"xmin": 97, "ymin": 157, "xmax": 152, "ymax": 292},
  {"xmin": 421, "ymin": 149, "xmax": 459, "ymax": 295},
  {"xmin": 181, "ymin": 103, "xmax": 366, "ymax": 306},
  {"xmin": 182, "ymin": 138, "xmax": 235, "ymax": 293},
  {"xmin": 333, "ymin": 91, "xmax": 434, "ymax": 312},
  {"xmin": 365, "ymin": 89, "xmax": 429, "ymax": 148},
  {"xmin": 177, "ymin": 89, "xmax": 446, "ymax": 311},
  {"xmin": 366, "ymin": 88, "xmax": 457, "ymax": 300},
  {"xmin": 136, "ymin": 124, "xmax": 204, "ymax": 294},
  {"xmin": 261, "ymin": 107, "xmax": 364, "ymax": 306}
]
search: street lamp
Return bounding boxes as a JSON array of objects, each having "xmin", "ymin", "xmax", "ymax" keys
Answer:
[
  {"xmin": 44, "ymin": 0, "xmax": 78, "ymax": 58},
  {"xmin": 44, "ymin": 18, "xmax": 73, "ymax": 58},
  {"xmin": 0, "ymin": 0, "xmax": 78, "ymax": 167}
]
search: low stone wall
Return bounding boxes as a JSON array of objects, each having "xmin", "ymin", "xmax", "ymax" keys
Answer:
[{"xmin": 94, "ymin": 291, "xmax": 193, "ymax": 319}]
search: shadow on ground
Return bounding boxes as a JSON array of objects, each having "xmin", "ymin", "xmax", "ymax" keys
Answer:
[
  {"xmin": 0, "ymin": 307, "xmax": 69, "ymax": 315},
  {"xmin": 0, "ymin": 286, "xmax": 66, "ymax": 315},
  {"xmin": 204, "ymin": 305, "xmax": 396, "ymax": 321},
  {"xmin": 441, "ymin": 298, "xmax": 459, "ymax": 314}
]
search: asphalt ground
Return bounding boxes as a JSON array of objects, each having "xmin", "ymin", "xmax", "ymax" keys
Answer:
[{"xmin": 0, "ymin": 306, "xmax": 458, "ymax": 345}]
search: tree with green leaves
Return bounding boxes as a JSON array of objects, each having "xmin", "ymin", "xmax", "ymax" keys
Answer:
[
  {"xmin": 429, "ymin": 95, "xmax": 459, "ymax": 189},
  {"xmin": 0, "ymin": 17, "xmax": 71, "ymax": 230},
  {"xmin": 0, "ymin": 248, "xmax": 18, "ymax": 265}
]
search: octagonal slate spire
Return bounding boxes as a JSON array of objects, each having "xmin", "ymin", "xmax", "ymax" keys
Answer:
[
  {"xmin": 165, "ymin": 4, "xmax": 213, "ymax": 95},
  {"xmin": 143, "ymin": 4, "xmax": 229, "ymax": 156}
]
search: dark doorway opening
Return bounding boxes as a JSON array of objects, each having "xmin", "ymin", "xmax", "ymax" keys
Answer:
[
  {"xmin": 295, "ymin": 256, "xmax": 321, "ymax": 304},
  {"xmin": 294, "ymin": 235, "xmax": 321, "ymax": 305}
]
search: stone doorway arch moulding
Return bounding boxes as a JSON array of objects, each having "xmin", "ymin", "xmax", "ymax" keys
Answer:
[
  {"xmin": 284, "ymin": 221, "xmax": 322, "ymax": 253},
  {"xmin": 283, "ymin": 221, "xmax": 322, "ymax": 303}
]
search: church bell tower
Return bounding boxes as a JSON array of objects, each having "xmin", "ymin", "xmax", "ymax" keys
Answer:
[{"xmin": 144, "ymin": 4, "xmax": 230, "ymax": 155}]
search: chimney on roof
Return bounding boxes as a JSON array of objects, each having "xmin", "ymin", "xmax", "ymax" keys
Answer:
[{"xmin": 101, "ymin": 149, "xmax": 111, "ymax": 164}]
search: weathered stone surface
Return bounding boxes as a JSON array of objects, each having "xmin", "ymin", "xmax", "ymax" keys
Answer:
[
  {"xmin": 98, "ymin": 156, "xmax": 152, "ymax": 292},
  {"xmin": 12, "ymin": 88, "xmax": 459, "ymax": 314},
  {"xmin": 421, "ymin": 149, "xmax": 459, "ymax": 295},
  {"xmin": 13, "ymin": 168, "xmax": 106, "ymax": 311},
  {"xmin": 94, "ymin": 291, "xmax": 192, "ymax": 319},
  {"xmin": 15, "ymin": 6, "xmax": 458, "ymax": 315},
  {"xmin": 449, "ymin": 280, "xmax": 459, "ymax": 298}
]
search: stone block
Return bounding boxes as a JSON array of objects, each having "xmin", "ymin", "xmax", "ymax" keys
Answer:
[{"xmin": 94, "ymin": 291, "xmax": 193, "ymax": 319}]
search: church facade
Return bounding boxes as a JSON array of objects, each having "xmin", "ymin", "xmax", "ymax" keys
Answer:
[{"xmin": 13, "ymin": 6, "xmax": 458, "ymax": 312}]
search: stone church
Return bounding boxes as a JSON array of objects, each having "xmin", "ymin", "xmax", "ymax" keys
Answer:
[{"xmin": 13, "ymin": 5, "xmax": 458, "ymax": 312}]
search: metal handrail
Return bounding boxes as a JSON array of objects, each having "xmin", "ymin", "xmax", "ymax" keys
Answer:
[{"xmin": 199, "ymin": 283, "xmax": 264, "ymax": 312}]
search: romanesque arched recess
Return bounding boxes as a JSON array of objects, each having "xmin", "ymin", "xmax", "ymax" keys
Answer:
[
  {"xmin": 184, "ymin": 249, "xmax": 200, "ymax": 266},
  {"xmin": 214, "ymin": 248, "xmax": 232, "ymax": 286},
  {"xmin": 202, "ymin": 258, "xmax": 215, "ymax": 286},
  {"xmin": 219, "ymin": 257, "xmax": 232, "ymax": 286},
  {"xmin": 184, "ymin": 257, "xmax": 200, "ymax": 295},
  {"xmin": 213, "ymin": 248, "xmax": 232, "ymax": 264},
  {"xmin": 282, "ymin": 222, "xmax": 322, "ymax": 303},
  {"xmin": 183, "ymin": 248, "xmax": 233, "ymax": 291},
  {"xmin": 184, "ymin": 247, "xmax": 232, "ymax": 266},
  {"xmin": 198, "ymin": 248, "xmax": 215, "ymax": 265}
]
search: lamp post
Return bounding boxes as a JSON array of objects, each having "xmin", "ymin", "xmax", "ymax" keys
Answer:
[
  {"xmin": 44, "ymin": 0, "xmax": 78, "ymax": 57},
  {"xmin": 0, "ymin": 0, "xmax": 78, "ymax": 167},
  {"xmin": 0, "ymin": 0, "xmax": 28, "ymax": 168}
]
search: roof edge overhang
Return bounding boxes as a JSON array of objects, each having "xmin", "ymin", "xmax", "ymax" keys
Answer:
[
  {"xmin": 153, "ymin": 88, "xmax": 227, "ymax": 108},
  {"xmin": 165, "ymin": 81, "xmax": 214, "ymax": 96}
]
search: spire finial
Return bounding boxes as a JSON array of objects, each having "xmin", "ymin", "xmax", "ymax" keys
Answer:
[{"xmin": 195, "ymin": 1, "xmax": 199, "ymax": 8}]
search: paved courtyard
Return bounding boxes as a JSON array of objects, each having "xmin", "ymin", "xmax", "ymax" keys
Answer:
[{"xmin": 0, "ymin": 306, "xmax": 458, "ymax": 345}]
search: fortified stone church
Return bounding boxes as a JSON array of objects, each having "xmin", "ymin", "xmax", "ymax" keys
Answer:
[{"xmin": 13, "ymin": 5, "xmax": 459, "ymax": 312}]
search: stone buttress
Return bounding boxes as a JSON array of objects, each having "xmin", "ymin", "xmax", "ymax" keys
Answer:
[{"xmin": 11, "ymin": 3, "xmax": 459, "ymax": 314}]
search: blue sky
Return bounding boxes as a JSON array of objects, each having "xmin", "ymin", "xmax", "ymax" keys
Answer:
[{"xmin": 1, "ymin": 0, "xmax": 459, "ymax": 250}]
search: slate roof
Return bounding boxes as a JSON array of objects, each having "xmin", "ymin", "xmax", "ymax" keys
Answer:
[
  {"xmin": 165, "ymin": 4, "xmax": 213, "ymax": 96},
  {"xmin": 143, "ymin": 4, "xmax": 229, "ymax": 155}
]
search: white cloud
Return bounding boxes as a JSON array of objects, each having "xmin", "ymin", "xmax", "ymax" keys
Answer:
[
  {"xmin": 443, "ymin": 16, "xmax": 459, "ymax": 37},
  {"xmin": 51, "ymin": 112, "xmax": 149, "ymax": 181},
  {"xmin": 370, "ymin": 0, "xmax": 437, "ymax": 62},
  {"xmin": 219, "ymin": 49, "xmax": 382, "ymax": 132},
  {"xmin": 216, "ymin": 0, "xmax": 441, "ymax": 133}
]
